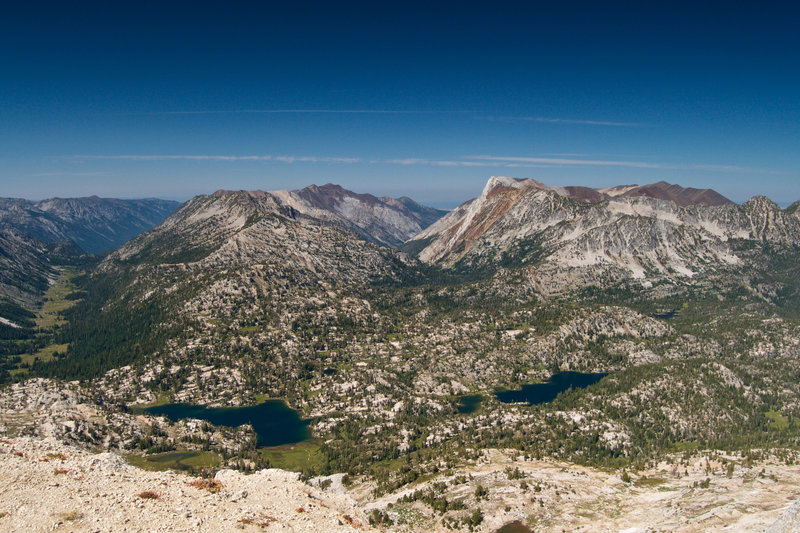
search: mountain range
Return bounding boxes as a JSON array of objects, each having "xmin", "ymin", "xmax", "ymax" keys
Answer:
[
  {"xmin": 0, "ymin": 196, "xmax": 180, "ymax": 254},
  {"xmin": 0, "ymin": 196, "xmax": 180, "ymax": 305},
  {"xmin": 18, "ymin": 176, "xmax": 796, "ymax": 383},
  {"xmin": 408, "ymin": 176, "xmax": 800, "ymax": 293},
  {"xmin": 4, "ymin": 178, "xmax": 798, "ymax": 308},
  {"xmin": 4, "ymin": 177, "xmax": 800, "ymax": 532}
]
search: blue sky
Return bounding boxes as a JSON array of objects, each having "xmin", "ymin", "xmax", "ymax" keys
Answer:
[{"xmin": 1, "ymin": 1, "xmax": 799, "ymax": 207}]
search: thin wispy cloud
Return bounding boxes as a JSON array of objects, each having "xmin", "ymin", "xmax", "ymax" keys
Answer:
[
  {"xmin": 688, "ymin": 164, "xmax": 769, "ymax": 173},
  {"xmin": 125, "ymin": 109, "xmax": 642, "ymax": 129},
  {"xmin": 536, "ymin": 153, "xmax": 592, "ymax": 157},
  {"xmin": 68, "ymin": 153, "xmax": 776, "ymax": 175},
  {"xmin": 531, "ymin": 117, "xmax": 642, "ymax": 127},
  {"xmin": 31, "ymin": 171, "xmax": 112, "ymax": 177},
  {"xmin": 466, "ymin": 155, "xmax": 776, "ymax": 173},
  {"xmin": 385, "ymin": 158, "xmax": 496, "ymax": 167},
  {"xmin": 467, "ymin": 155, "xmax": 662, "ymax": 169},
  {"xmin": 487, "ymin": 116, "xmax": 643, "ymax": 127},
  {"xmin": 271, "ymin": 155, "xmax": 361, "ymax": 163},
  {"xmin": 131, "ymin": 109, "xmax": 450, "ymax": 116},
  {"xmin": 73, "ymin": 154, "xmax": 361, "ymax": 164}
]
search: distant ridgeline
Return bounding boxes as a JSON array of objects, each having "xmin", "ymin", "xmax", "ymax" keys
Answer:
[
  {"xmin": 0, "ymin": 197, "xmax": 181, "ymax": 255},
  {"xmin": 0, "ymin": 196, "xmax": 180, "ymax": 304},
  {"xmin": 0, "ymin": 196, "xmax": 180, "ymax": 381}
]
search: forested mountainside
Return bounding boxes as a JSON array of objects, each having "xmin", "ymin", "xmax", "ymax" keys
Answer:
[{"xmin": 0, "ymin": 196, "xmax": 179, "ymax": 306}]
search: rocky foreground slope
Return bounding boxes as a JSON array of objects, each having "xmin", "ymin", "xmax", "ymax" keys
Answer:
[
  {"xmin": 2, "ymin": 434, "xmax": 800, "ymax": 532},
  {"xmin": 0, "ymin": 437, "xmax": 367, "ymax": 533}
]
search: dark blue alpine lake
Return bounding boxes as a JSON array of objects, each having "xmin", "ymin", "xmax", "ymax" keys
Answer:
[
  {"xmin": 145, "ymin": 400, "xmax": 310, "ymax": 447},
  {"xmin": 495, "ymin": 371, "xmax": 608, "ymax": 405}
]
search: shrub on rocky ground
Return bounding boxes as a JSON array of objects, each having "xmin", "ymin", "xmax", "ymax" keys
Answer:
[{"xmin": 187, "ymin": 478, "xmax": 223, "ymax": 493}]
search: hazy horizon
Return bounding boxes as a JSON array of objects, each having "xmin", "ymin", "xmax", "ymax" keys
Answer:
[{"xmin": 5, "ymin": 176, "xmax": 799, "ymax": 211}]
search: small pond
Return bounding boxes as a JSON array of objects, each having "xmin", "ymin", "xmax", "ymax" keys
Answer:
[
  {"xmin": 127, "ymin": 450, "xmax": 220, "ymax": 473},
  {"xmin": 495, "ymin": 521, "xmax": 535, "ymax": 533},
  {"xmin": 145, "ymin": 400, "xmax": 310, "ymax": 447},
  {"xmin": 652, "ymin": 309, "xmax": 677, "ymax": 320},
  {"xmin": 495, "ymin": 371, "xmax": 608, "ymax": 405},
  {"xmin": 455, "ymin": 394, "xmax": 483, "ymax": 414}
]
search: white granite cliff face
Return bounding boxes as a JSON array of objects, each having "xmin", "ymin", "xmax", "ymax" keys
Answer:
[
  {"xmin": 408, "ymin": 177, "xmax": 800, "ymax": 290},
  {"xmin": 271, "ymin": 183, "xmax": 446, "ymax": 247}
]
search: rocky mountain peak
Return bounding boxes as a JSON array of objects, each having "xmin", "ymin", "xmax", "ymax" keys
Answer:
[
  {"xmin": 406, "ymin": 176, "xmax": 800, "ymax": 292},
  {"xmin": 476, "ymin": 177, "xmax": 733, "ymax": 207},
  {"xmin": 292, "ymin": 182, "xmax": 384, "ymax": 211},
  {"xmin": 108, "ymin": 187, "xmax": 413, "ymax": 289},
  {"xmin": 481, "ymin": 176, "xmax": 542, "ymax": 197},
  {"xmin": 743, "ymin": 195, "xmax": 781, "ymax": 211},
  {"xmin": 209, "ymin": 189, "xmax": 273, "ymax": 200},
  {"xmin": 269, "ymin": 183, "xmax": 446, "ymax": 247},
  {"xmin": 737, "ymin": 195, "xmax": 796, "ymax": 243},
  {"xmin": 619, "ymin": 181, "xmax": 733, "ymax": 206}
]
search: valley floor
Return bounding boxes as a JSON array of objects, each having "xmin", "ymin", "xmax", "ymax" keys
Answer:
[{"xmin": 1, "ymin": 436, "xmax": 799, "ymax": 532}]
